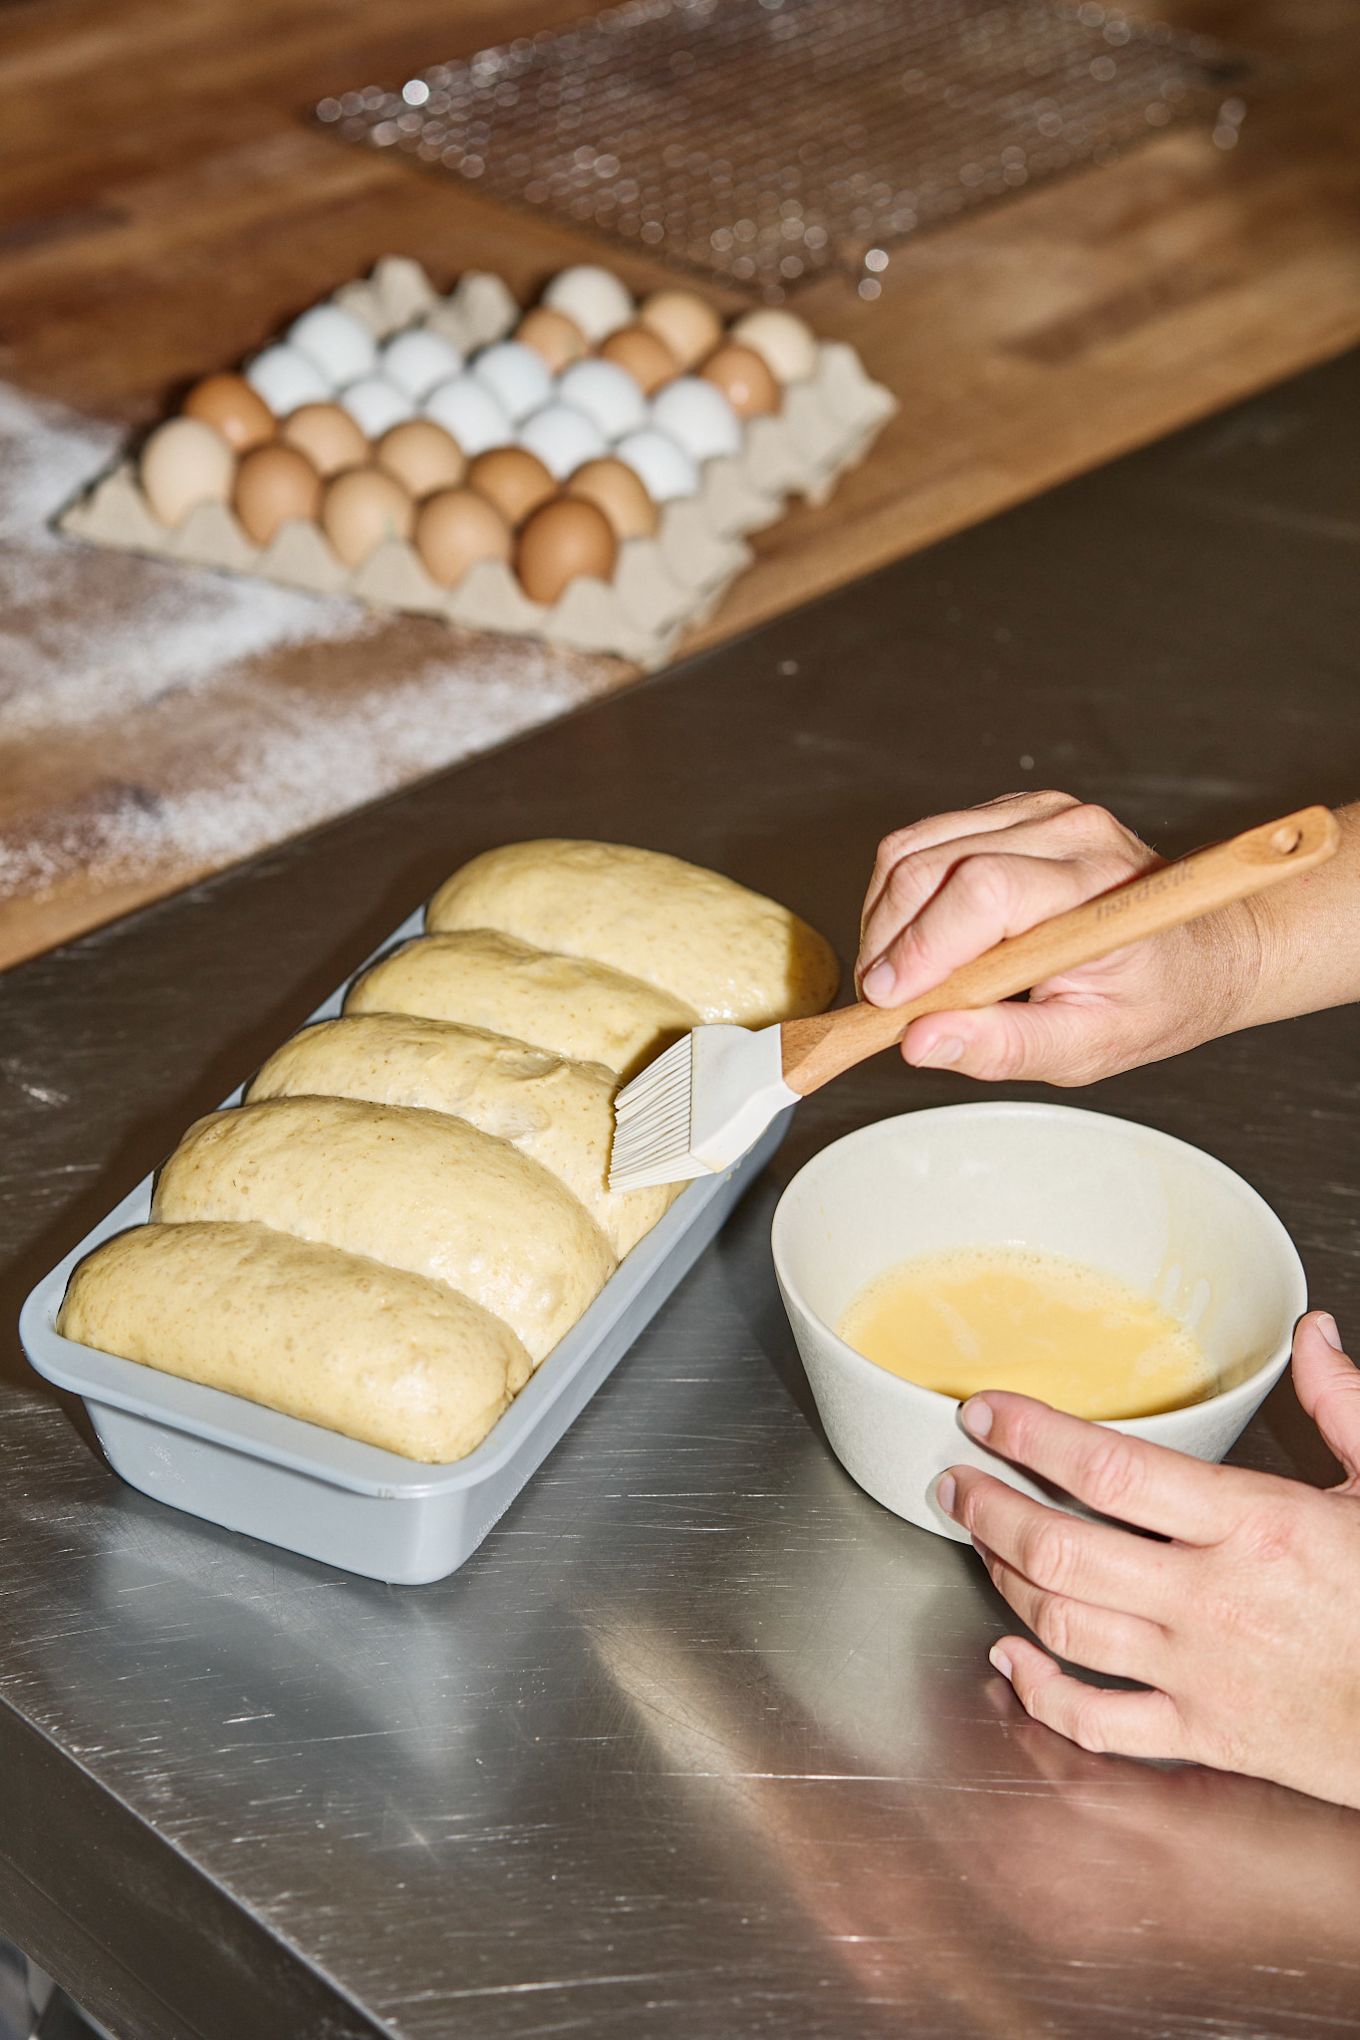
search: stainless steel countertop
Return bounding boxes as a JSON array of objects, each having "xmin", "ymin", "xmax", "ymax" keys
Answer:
[{"xmin": 4, "ymin": 352, "xmax": 1360, "ymax": 2040}]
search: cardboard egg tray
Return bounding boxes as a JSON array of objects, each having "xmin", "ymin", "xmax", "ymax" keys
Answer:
[{"xmin": 59, "ymin": 257, "xmax": 896, "ymax": 669}]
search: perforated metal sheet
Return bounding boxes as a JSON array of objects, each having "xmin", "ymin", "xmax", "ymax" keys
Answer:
[{"xmin": 319, "ymin": 0, "xmax": 1248, "ymax": 300}]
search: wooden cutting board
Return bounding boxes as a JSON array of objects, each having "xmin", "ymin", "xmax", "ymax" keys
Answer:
[{"xmin": 3, "ymin": 0, "xmax": 1359, "ymax": 971}]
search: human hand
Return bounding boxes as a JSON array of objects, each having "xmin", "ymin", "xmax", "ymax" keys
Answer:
[
  {"xmin": 938, "ymin": 1309, "xmax": 1360, "ymax": 1808},
  {"xmin": 856, "ymin": 790, "xmax": 1261, "ymax": 1085}
]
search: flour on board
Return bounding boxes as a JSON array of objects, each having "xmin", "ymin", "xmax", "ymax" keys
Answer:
[{"xmin": 0, "ymin": 385, "xmax": 622, "ymax": 905}]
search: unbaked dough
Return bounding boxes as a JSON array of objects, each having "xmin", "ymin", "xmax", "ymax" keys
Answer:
[
  {"xmin": 58, "ymin": 1221, "xmax": 531, "ymax": 1462},
  {"xmin": 426, "ymin": 839, "xmax": 840, "ymax": 1024},
  {"xmin": 153, "ymin": 1097, "xmax": 616, "ymax": 1363},
  {"xmin": 59, "ymin": 838, "xmax": 840, "ymax": 1462},
  {"xmin": 247, "ymin": 1013, "xmax": 676, "ymax": 1255},
  {"xmin": 346, "ymin": 928, "xmax": 697, "ymax": 1079}
]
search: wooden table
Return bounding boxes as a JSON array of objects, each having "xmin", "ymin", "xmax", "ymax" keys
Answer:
[{"xmin": 3, "ymin": 0, "xmax": 1359, "ymax": 970}]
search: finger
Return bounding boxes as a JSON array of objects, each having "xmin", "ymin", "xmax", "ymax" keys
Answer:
[
  {"xmin": 859, "ymin": 810, "xmax": 1106, "ymax": 986},
  {"xmin": 993, "ymin": 1636, "xmax": 1189, "ymax": 1759},
  {"xmin": 901, "ymin": 989, "xmax": 1116, "ymax": 1086},
  {"xmin": 859, "ymin": 798, "xmax": 1153, "ymax": 998},
  {"xmin": 859, "ymin": 793, "xmax": 1082, "ymax": 969},
  {"xmin": 948, "ymin": 1467, "xmax": 1182, "ymax": 1617},
  {"xmin": 959, "ymin": 1392, "xmax": 1249, "ymax": 1543},
  {"xmin": 977, "ymin": 1542, "xmax": 1167, "ymax": 1682},
  {"xmin": 1290, "ymin": 1311, "xmax": 1360, "ymax": 1481},
  {"xmin": 861, "ymin": 849, "xmax": 1117, "ymax": 1008}
]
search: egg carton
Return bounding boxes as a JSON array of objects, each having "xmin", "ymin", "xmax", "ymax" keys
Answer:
[{"xmin": 59, "ymin": 257, "xmax": 896, "ymax": 669}]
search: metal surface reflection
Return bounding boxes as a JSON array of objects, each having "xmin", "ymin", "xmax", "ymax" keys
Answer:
[{"xmin": 3, "ymin": 352, "xmax": 1360, "ymax": 2036}]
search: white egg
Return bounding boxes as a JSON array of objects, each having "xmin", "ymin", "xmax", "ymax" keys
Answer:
[
  {"xmin": 516, "ymin": 402, "xmax": 609, "ymax": 480},
  {"xmin": 471, "ymin": 341, "xmax": 553, "ymax": 424},
  {"xmin": 287, "ymin": 305, "xmax": 378, "ymax": 386},
  {"xmin": 338, "ymin": 377, "xmax": 416, "ymax": 437},
  {"xmin": 423, "ymin": 375, "xmax": 513, "ymax": 456},
  {"xmin": 650, "ymin": 377, "xmax": 742, "ymax": 463},
  {"xmin": 730, "ymin": 307, "xmax": 819, "ymax": 385},
  {"xmin": 381, "ymin": 328, "xmax": 464, "ymax": 401},
  {"xmin": 244, "ymin": 345, "xmax": 332, "ymax": 417},
  {"xmin": 613, "ymin": 428, "xmax": 701, "ymax": 503},
  {"xmin": 541, "ymin": 265, "xmax": 635, "ymax": 342},
  {"xmin": 555, "ymin": 360, "xmax": 647, "ymax": 440}
]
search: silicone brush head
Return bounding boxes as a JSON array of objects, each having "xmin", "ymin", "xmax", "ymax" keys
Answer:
[{"xmin": 609, "ymin": 1022, "xmax": 798, "ymax": 1191}]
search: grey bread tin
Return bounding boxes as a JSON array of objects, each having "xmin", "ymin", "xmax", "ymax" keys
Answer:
[{"xmin": 20, "ymin": 905, "xmax": 791, "ymax": 1583}]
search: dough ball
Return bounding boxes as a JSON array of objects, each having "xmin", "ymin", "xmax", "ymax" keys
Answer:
[
  {"xmin": 58, "ymin": 1220, "xmax": 528, "ymax": 1462},
  {"xmin": 154, "ymin": 1097, "xmax": 616, "ymax": 1366},
  {"xmin": 248, "ymin": 1013, "xmax": 676, "ymax": 1256},
  {"xmin": 346, "ymin": 928, "xmax": 697, "ymax": 1080},
  {"xmin": 152, "ymin": 1093, "xmax": 611, "ymax": 1362},
  {"xmin": 427, "ymin": 839, "xmax": 839, "ymax": 1024}
]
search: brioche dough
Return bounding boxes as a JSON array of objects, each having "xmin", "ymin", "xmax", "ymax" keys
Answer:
[
  {"xmin": 58, "ymin": 1221, "xmax": 530, "ymax": 1462},
  {"xmin": 427, "ymin": 839, "xmax": 839, "ymax": 1025},
  {"xmin": 347, "ymin": 929, "xmax": 697, "ymax": 1079},
  {"xmin": 154, "ymin": 1097, "xmax": 615, "ymax": 1363},
  {"xmin": 59, "ymin": 838, "xmax": 840, "ymax": 1461},
  {"xmin": 247, "ymin": 1014, "xmax": 674, "ymax": 1257}
]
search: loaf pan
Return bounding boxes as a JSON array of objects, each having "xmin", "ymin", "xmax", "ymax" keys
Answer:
[{"xmin": 20, "ymin": 905, "xmax": 790, "ymax": 1583}]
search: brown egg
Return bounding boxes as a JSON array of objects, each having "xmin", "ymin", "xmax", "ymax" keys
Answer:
[
  {"xmin": 232, "ymin": 444, "xmax": 322, "ymax": 546},
  {"xmin": 321, "ymin": 467, "xmax": 416, "ymax": 568},
  {"xmin": 182, "ymin": 373, "xmax": 275, "ymax": 453},
  {"xmin": 466, "ymin": 446, "xmax": 557, "ymax": 527},
  {"xmin": 414, "ymin": 488, "xmax": 513, "ymax": 588},
  {"xmin": 516, "ymin": 497, "xmax": 617, "ymax": 606},
  {"xmin": 638, "ymin": 289, "xmax": 723, "ymax": 371},
  {"xmin": 565, "ymin": 457, "xmax": 658, "ymax": 541},
  {"xmin": 375, "ymin": 419, "xmax": 466, "ymax": 498},
  {"xmin": 700, "ymin": 342, "xmax": 781, "ymax": 419},
  {"xmin": 598, "ymin": 324, "xmax": 678, "ymax": 396},
  {"xmin": 140, "ymin": 417, "xmax": 236, "ymax": 527},
  {"xmin": 515, "ymin": 307, "xmax": 589, "ymax": 373},
  {"xmin": 282, "ymin": 402, "xmax": 370, "ymax": 478}
]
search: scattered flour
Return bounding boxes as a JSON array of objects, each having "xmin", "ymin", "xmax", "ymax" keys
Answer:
[
  {"xmin": 0, "ymin": 385, "xmax": 622, "ymax": 909},
  {"xmin": 0, "ymin": 386, "xmax": 374, "ymax": 740}
]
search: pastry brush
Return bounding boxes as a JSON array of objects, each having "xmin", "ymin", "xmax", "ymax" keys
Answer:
[{"xmin": 609, "ymin": 805, "xmax": 1338, "ymax": 1191}]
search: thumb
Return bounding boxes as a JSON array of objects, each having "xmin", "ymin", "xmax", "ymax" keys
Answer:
[
  {"xmin": 1291, "ymin": 1311, "xmax": 1360, "ymax": 1483},
  {"xmin": 901, "ymin": 994, "xmax": 1112, "ymax": 1088}
]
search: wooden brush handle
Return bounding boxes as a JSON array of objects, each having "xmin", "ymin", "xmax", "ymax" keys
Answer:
[{"xmin": 779, "ymin": 804, "xmax": 1339, "ymax": 1097}]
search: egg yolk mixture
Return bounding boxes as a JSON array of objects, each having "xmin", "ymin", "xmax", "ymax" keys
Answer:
[{"xmin": 838, "ymin": 1247, "xmax": 1215, "ymax": 1420}]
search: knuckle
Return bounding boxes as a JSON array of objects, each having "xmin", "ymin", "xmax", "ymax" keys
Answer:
[
  {"xmin": 955, "ymin": 853, "xmax": 1013, "ymax": 918},
  {"xmin": 1021, "ymin": 1517, "xmax": 1079, "ymax": 1592},
  {"xmin": 1068, "ymin": 1697, "xmax": 1112, "ymax": 1754},
  {"xmin": 884, "ymin": 858, "xmax": 925, "ymax": 910},
  {"xmin": 875, "ymin": 827, "xmax": 915, "ymax": 873},
  {"xmin": 973, "ymin": 1022, "xmax": 1028, "ymax": 1083},
  {"xmin": 1033, "ymin": 1593, "xmax": 1079, "ymax": 1662},
  {"xmin": 1237, "ymin": 1498, "xmax": 1302, "ymax": 1570},
  {"xmin": 1080, "ymin": 1436, "xmax": 1142, "ymax": 1518}
]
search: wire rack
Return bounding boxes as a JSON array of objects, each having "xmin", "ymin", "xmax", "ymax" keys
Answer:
[{"xmin": 318, "ymin": 0, "xmax": 1248, "ymax": 299}]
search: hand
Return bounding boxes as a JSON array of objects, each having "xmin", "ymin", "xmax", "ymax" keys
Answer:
[
  {"xmin": 938, "ymin": 1310, "xmax": 1360, "ymax": 1808},
  {"xmin": 856, "ymin": 790, "xmax": 1261, "ymax": 1085}
]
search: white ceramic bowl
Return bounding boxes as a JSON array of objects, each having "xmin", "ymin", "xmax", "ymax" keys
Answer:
[{"xmin": 772, "ymin": 1102, "xmax": 1306, "ymax": 1541}]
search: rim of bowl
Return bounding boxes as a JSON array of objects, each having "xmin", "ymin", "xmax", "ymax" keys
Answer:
[{"xmin": 770, "ymin": 1100, "xmax": 1308, "ymax": 1428}]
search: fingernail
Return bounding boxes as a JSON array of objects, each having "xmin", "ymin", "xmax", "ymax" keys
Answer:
[
  {"xmin": 936, "ymin": 1472, "xmax": 957, "ymax": 1515},
  {"xmin": 961, "ymin": 1396, "xmax": 994, "ymax": 1439},
  {"xmin": 1317, "ymin": 1312, "xmax": 1343, "ymax": 1350},
  {"xmin": 915, "ymin": 1034, "xmax": 964, "ymax": 1069},
  {"xmin": 989, "ymin": 1645, "xmax": 1013, "ymax": 1681},
  {"xmin": 862, "ymin": 961, "xmax": 895, "ymax": 1005}
]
